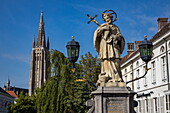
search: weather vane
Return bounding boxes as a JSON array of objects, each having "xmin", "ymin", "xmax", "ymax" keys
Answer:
[{"xmin": 87, "ymin": 9, "xmax": 118, "ymax": 26}]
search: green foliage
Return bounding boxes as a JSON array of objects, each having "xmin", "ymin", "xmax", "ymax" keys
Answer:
[
  {"xmin": 35, "ymin": 51, "xmax": 101, "ymax": 113},
  {"xmin": 79, "ymin": 52, "xmax": 101, "ymax": 85},
  {"xmin": 8, "ymin": 92, "xmax": 36, "ymax": 113},
  {"xmin": 9, "ymin": 51, "xmax": 101, "ymax": 113}
]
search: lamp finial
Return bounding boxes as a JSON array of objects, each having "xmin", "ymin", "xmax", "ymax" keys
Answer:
[
  {"xmin": 144, "ymin": 35, "xmax": 147, "ymax": 40},
  {"xmin": 72, "ymin": 36, "xmax": 74, "ymax": 40}
]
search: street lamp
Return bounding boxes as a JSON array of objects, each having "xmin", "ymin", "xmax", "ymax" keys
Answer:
[
  {"xmin": 66, "ymin": 36, "xmax": 80, "ymax": 68},
  {"xmin": 139, "ymin": 35, "xmax": 153, "ymax": 63},
  {"xmin": 126, "ymin": 35, "xmax": 153, "ymax": 84},
  {"xmin": 66, "ymin": 36, "xmax": 97, "ymax": 88}
]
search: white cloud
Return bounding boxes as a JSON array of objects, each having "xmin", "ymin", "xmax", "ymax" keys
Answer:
[
  {"xmin": 136, "ymin": 14, "xmax": 157, "ymax": 25},
  {"xmin": 148, "ymin": 27, "xmax": 157, "ymax": 33},
  {"xmin": 0, "ymin": 53, "xmax": 30, "ymax": 64}
]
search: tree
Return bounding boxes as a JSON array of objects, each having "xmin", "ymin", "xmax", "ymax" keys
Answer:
[
  {"xmin": 79, "ymin": 52, "xmax": 101, "ymax": 89},
  {"xmin": 8, "ymin": 51, "xmax": 101, "ymax": 113},
  {"xmin": 8, "ymin": 92, "xmax": 36, "ymax": 113},
  {"xmin": 35, "ymin": 51, "xmax": 101, "ymax": 113},
  {"xmin": 35, "ymin": 50, "xmax": 73, "ymax": 113}
]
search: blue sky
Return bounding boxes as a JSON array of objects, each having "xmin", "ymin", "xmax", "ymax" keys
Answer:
[{"xmin": 0, "ymin": 0, "xmax": 170, "ymax": 89}]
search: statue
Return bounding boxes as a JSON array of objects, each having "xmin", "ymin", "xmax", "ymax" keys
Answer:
[{"xmin": 87, "ymin": 10, "xmax": 125, "ymax": 87}]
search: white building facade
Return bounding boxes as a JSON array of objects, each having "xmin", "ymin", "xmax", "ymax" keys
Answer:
[
  {"xmin": 121, "ymin": 18, "xmax": 170, "ymax": 113},
  {"xmin": 0, "ymin": 88, "xmax": 14, "ymax": 113}
]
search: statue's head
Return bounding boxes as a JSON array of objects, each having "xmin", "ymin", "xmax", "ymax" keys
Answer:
[
  {"xmin": 103, "ymin": 13, "xmax": 113, "ymax": 24},
  {"xmin": 102, "ymin": 10, "xmax": 117, "ymax": 23}
]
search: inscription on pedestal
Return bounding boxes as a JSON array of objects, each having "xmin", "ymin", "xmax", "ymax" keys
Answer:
[{"xmin": 106, "ymin": 97, "xmax": 127, "ymax": 113}]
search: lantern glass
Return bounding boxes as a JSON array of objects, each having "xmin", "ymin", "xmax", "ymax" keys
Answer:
[
  {"xmin": 71, "ymin": 47, "xmax": 76, "ymax": 57},
  {"xmin": 76, "ymin": 47, "xmax": 79, "ymax": 56},
  {"xmin": 139, "ymin": 37, "xmax": 153, "ymax": 63},
  {"xmin": 66, "ymin": 37, "xmax": 80, "ymax": 63},
  {"xmin": 67, "ymin": 47, "xmax": 71, "ymax": 58}
]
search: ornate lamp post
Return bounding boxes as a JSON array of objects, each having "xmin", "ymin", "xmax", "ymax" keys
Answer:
[
  {"xmin": 126, "ymin": 35, "xmax": 153, "ymax": 84},
  {"xmin": 66, "ymin": 36, "xmax": 80, "ymax": 69}
]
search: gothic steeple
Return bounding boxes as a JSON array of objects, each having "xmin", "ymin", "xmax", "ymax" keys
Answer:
[
  {"xmin": 29, "ymin": 11, "xmax": 50, "ymax": 96},
  {"xmin": 32, "ymin": 36, "xmax": 36, "ymax": 48},
  {"xmin": 36, "ymin": 12, "xmax": 46, "ymax": 47},
  {"xmin": 47, "ymin": 37, "xmax": 50, "ymax": 50}
]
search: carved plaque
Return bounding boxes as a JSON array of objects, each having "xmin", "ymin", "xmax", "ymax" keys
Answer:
[{"xmin": 106, "ymin": 97, "xmax": 127, "ymax": 113}]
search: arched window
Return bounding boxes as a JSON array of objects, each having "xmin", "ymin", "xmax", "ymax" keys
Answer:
[
  {"xmin": 136, "ymin": 61, "xmax": 139, "ymax": 67},
  {"xmin": 130, "ymin": 65, "xmax": 132, "ymax": 69},
  {"xmin": 152, "ymin": 52, "xmax": 154, "ymax": 58},
  {"xmin": 160, "ymin": 46, "xmax": 165, "ymax": 53},
  {"xmin": 125, "ymin": 69, "xmax": 127, "ymax": 74}
]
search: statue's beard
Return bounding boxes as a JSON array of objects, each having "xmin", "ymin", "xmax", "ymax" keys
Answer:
[{"xmin": 105, "ymin": 19, "xmax": 112, "ymax": 24}]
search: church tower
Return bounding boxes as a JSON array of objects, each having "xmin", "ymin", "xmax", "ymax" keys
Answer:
[{"xmin": 29, "ymin": 12, "xmax": 50, "ymax": 96}]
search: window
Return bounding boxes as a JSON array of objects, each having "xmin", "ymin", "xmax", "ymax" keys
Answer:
[
  {"xmin": 125, "ymin": 75, "xmax": 127, "ymax": 82},
  {"xmin": 158, "ymin": 96, "xmax": 165, "ymax": 113},
  {"xmin": 124, "ymin": 69, "xmax": 127, "ymax": 82},
  {"xmin": 138, "ymin": 100, "xmax": 141, "ymax": 113},
  {"xmin": 137, "ymin": 69, "xmax": 140, "ymax": 89},
  {"xmin": 161, "ymin": 56, "xmax": 167, "ymax": 81},
  {"xmin": 141, "ymin": 100, "xmax": 145, "ymax": 113},
  {"xmin": 154, "ymin": 98, "xmax": 158, "ymax": 113},
  {"xmin": 143, "ymin": 66, "xmax": 147, "ymax": 87},
  {"xmin": 124, "ymin": 69, "xmax": 127, "ymax": 73},
  {"xmin": 160, "ymin": 46, "xmax": 165, "ymax": 53},
  {"xmin": 146, "ymin": 99, "xmax": 149, "ymax": 112},
  {"xmin": 130, "ymin": 73, "xmax": 133, "ymax": 82},
  {"xmin": 148, "ymin": 98, "xmax": 153, "ymax": 113},
  {"xmin": 130, "ymin": 65, "xmax": 133, "ymax": 70},
  {"xmin": 151, "ymin": 61, "xmax": 156, "ymax": 84},
  {"xmin": 166, "ymin": 95, "xmax": 170, "ymax": 112},
  {"xmin": 152, "ymin": 52, "xmax": 155, "ymax": 58},
  {"xmin": 136, "ymin": 61, "xmax": 139, "ymax": 67},
  {"xmin": 160, "ymin": 96, "xmax": 165, "ymax": 113}
]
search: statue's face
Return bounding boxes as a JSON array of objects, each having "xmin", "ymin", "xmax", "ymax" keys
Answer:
[{"xmin": 103, "ymin": 13, "xmax": 112, "ymax": 24}]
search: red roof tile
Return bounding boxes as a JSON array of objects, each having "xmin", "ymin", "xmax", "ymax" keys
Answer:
[{"xmin": 6, "ymin": 91, "xmax": 18, "ymax": 98}]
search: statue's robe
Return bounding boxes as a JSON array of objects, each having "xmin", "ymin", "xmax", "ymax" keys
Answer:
[{"xmin": 94, "ymin": 23, "xmax": 125, "ymax": 83}]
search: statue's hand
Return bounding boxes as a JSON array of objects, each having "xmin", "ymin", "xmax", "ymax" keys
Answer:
[
  {"xmin": 97, "ymin": 25, "xmax": 110, "ymax": 33},
  {"xmin": 111, "ymin": 35, "xmax": 118, "ymax": 41}
]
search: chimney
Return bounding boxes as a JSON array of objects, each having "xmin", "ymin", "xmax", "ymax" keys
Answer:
[
  {"xmin": 157, "ymin": 18, "xmax": 168, "ymax": 31},
  {"xmin": 135, "ymin": 41, "xmax": 141, "ymax": 50},
  {"xmin": 127, "ymin": 43, "xmax": 134, "ymax": 55}
]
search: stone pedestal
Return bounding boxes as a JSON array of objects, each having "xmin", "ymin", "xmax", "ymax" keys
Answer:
[{"xmin": 88, "ymin": 87, "xmax": 136, "ymax": 113}]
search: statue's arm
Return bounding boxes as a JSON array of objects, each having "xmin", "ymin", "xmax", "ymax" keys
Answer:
[
  {"xmin": 116, "ymin": 27, "xmax": 125, "ymax": 54},
  {"xmin": 94, "ymin": 28, "xmax": 101, "ymax": 54}
]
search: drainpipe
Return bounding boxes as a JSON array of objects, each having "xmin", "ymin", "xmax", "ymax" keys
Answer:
[{"xmin": 163, "ymin": 38, "xmax": 170, "ymax": 90}]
